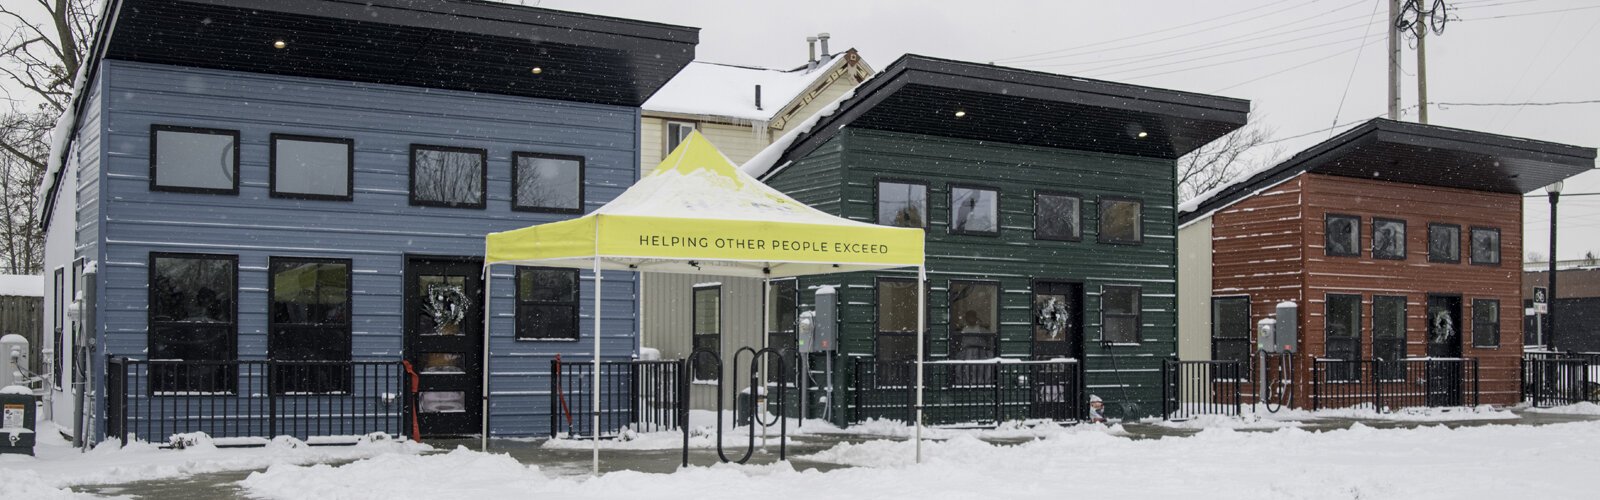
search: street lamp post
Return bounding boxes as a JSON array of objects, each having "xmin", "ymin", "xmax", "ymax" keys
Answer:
[{"xmin": 1546, "ymin": 181, "xmax": 1563, "ymax": 351}]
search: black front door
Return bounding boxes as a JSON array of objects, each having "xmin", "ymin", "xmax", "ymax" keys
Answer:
[
  {"xmin": 405, "ymin": 257, "xmax": 484, "ymax": 437},
  {"xmin": 1426, "ymin": 294, "xmax": 1464, "ymax": 406},
  {"xmin": 1031, "ymin": 281, "xmax": 1084, "ymax": 419}
]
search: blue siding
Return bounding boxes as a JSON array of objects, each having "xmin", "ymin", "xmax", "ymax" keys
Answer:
[{"xmin": 96, "ymin": 60, "xmax": 640, "ymax": 437}]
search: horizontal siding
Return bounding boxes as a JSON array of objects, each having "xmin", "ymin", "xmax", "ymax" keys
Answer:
[
  {"xmin": 640, "ymin": 273, "xmax": 765, "ymax": 409},
  {"xmin": 97, "ymin": 60, "xmax": 641, "ymax": 437}
]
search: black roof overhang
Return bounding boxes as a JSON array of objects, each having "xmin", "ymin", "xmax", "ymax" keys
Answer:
[
  {"xmin": 1179, "ymin": 119, "xmax": 1597, "ymax": 224},
  {"xmin": 105, "ymin": 0, "xmax": 698, "ymax": 106},
  {"xmin": 776, "ymin": 55, "xmax": 1251, "ymax": 166}
]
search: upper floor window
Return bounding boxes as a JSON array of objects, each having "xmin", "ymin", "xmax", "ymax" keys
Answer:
[
  {"xmin": 1373, "ymin": 218, "xmax": 1407, "ymax": 260},
  {"xmin": 949, "ymin": 185, "xmax": 999, "ymax": 235},
  {"xmin": 1034, "ymin": 191, "xmax": 1082, "ymax": 241},
  {"xmin": 513, "ymin": 152, "xmax": 584, "ymax": 214},
  {"xmin": 516, "ymin": 268, "xmax": 579, "ymax": 341},
  {"xmin": 271, "ymin": 134, "xmax": 353, "ymax": 200},
  {"xmin": 149, "ymin": 253, "xmax": 237, "ymax": 394},
  {"xmin": 268, "ymin": 257, "xmax": 352, "ymax": 394},
  {"xmin": 151, "ymin": 125, "xmax": 239, "ymax": 194},
  {"xmin": 410, "ymin": 145, "xmax": 486, "ymax": 208},
  {"xmin": 665, "ymin": 121, "xmax": 696, "ymax": 156},
  {"xmin": 1098, "ymin": 197, "xmax": 1143, "ymax": 245},
  {"xmin": 1428, "ymin": 223, "xmax": 1461, "ymax": 263},
  {"xmin": 1470, "ymin": 227, "xmax": 1501, "ymax": 265},
  {"xmin": 1324, "ymin": 214, "xmax": 1360, "ymax": 257},
  {"xmin": 877, "ymin": 180, "xmax": 928, "ymax": 228},
  {"xmin": 1101, "ymin": 285, "xmax": 1141, "ymax": 343}
]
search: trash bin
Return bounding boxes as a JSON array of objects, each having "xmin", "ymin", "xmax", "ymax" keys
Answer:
[{"xmin": 0, "ymin": 385, "xmax": 36, "ymax": 456}]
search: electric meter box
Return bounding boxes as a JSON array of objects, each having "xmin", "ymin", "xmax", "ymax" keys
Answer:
[
  {"xmin": 0, "ymin": 386, "xmax": 35, "ymax": 455},
  {"xmin": 1273, "ymin": 301, "xmax": 1299, "ymax": 353},
  {"xmin": 810, "ymin": 286, "xmax": 838, "ymax": 352}
]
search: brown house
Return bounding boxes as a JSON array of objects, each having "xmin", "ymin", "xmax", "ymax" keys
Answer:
[{"xmin": 1178, "ymin": 119, "xmax": 1595, "ymax": 408}]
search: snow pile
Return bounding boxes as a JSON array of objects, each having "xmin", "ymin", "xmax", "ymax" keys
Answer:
[
  {"xmin": 0, "ymin": 274, "xmax": 43, "ymax": 297},
  {"xmin": 1153, "ymin": 413, "xmax": 1304, "ymax": 430},
  {"xmin": 240, "ymin": 420, "xmax": 1600, "ymax": 499},
  {"xmin": 1289, "ymin": 404, "xmax": 1518, "ymax": 422},
  {"xmin": 1527, "ymin": 402, "xmax": 1600, "ymax": 415}
]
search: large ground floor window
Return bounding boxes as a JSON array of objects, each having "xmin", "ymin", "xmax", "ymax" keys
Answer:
[
  {"xmin": 1211, "ymin": 296, "xmax": 1251, "ymax": 379},
  {"xmin": 148, "ymin": 253, "xmax": 238, "ymax": 394},
  {"xmin": 268, "ymin": 257, "xmax": 353, "ymax": 394}
]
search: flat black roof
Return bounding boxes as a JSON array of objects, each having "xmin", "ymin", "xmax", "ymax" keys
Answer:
[
  {"xmin": 1178, "ymin": 118, "xmax": 1597, "ymax": 224},
  {"xmin": 762, "ymin": 54, "xmax": 1251, "ymax": 172},
  {"xmin": 105, "ymin": 0, "xmax": 698, "ymax": 106}
]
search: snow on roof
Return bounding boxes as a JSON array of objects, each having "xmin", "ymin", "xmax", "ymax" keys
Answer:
[
  {"xmin": 739, "ymin": 82, "xmax": 862, "ymax": 179},
  {"xmin": 643, "ymin": 53, "xmax": 846, "ymax": 122},
  {"xmin": 0, "ymin": 274, "xmax": 43, "ymax": 297}
]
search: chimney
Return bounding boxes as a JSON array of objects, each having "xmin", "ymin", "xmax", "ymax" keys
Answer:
[
  {"xmin": 755, "ymin": 84, "xmax": 763, "ymax": 111},
  {"xmin": 818, "ymin": 32, "xmax": 831, "ymax": 58},
  {"xmin": 806, "ymin": 36, "xmax": 818, "ymax": 64}
]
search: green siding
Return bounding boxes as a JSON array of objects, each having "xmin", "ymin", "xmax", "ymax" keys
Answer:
[{"xmin": 769, "ymin": 128, "xmax": 1178, "ymax": 421}]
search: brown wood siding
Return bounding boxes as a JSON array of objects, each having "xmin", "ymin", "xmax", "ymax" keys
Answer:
[
  {"xmin": 1211, "ymin": 175, "xmax": 1306, "ymax": 344},
  {"xmin": 1301, "ymin": 173, "xmax": 1523, "ymax": 405}
]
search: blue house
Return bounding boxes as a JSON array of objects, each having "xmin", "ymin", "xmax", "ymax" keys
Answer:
[{"xmin": 37, "ymin": 0, "xmax": 696, "ymax": 443}]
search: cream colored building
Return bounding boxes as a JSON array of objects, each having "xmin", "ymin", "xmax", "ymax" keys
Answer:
[{"xmin": 639, "ymin": 40, "xmax": 872, "ymax": 409}]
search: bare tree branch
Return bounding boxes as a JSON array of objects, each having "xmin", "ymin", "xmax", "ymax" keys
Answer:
[{"xmin": 1176, "ymin": 114, "xmax": 1280, "ymax": 202}]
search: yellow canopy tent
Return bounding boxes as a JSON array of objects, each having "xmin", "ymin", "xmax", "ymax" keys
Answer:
[{"xmin": 482, "ymin": 131, "xmax": 929, "ymax": 473}]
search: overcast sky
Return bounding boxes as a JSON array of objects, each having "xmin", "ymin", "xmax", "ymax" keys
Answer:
[
  {"xmin": 529, "ymin": 0, "xmax": 1600, "ymax": 262},
  {"xmin": 5, "ymin": 0, "xmax": 1596, "ymax": 261}
]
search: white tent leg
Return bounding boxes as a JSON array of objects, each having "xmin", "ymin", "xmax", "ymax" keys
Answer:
[
  {"xmin": 481, "ymin": 264, "xmax": 492, "ymax": 450},
  {"xmin": 915, "ymin": 265, "xmax": 925, "ymax": 464},
  {"xmin": 592, "ymin": 256, "xmax": 602, "ymax": 476}
]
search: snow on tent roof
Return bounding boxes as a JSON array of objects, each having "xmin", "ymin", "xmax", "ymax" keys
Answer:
[
  {"xmin": 0, "ymin": 274, "xmax": 43, "ymax": 297},
  {"xmin": 643, "ymin": 54, "xmax": 845, "ymax": 122}
]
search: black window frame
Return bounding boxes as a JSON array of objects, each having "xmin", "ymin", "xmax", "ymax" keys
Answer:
[
  {"xmin": 269, "ymin": 134, "xmax": 355, "ymax": 201},
  {"xmin": 1323, "ymin": 213, "xmax": 1361, "ymax": 257},
  {"xmin": 1372, "ymin": 295, "xmax": 1408, "ymax": 380},
  {"xmin": 1211, "ymin": 296, "xmax": 1252, "ymax": 378},
  {"xmin": 1033, "ymin": 190, "xmax": 1083, "ymax": 242},
  {"xmin": 1469, "ymin": 226, "xmax": 1502, "ymax": 266},
  {"xmin": 149, "ymin": 125, "xmax": 241, "ymax": 195},
  {"xmin": 147, "ymin": 252, "xmax": 239, "ymax": 395},
  {"xmin": 1472, "ymin": 298, "xmax": 1501, "ymax": 348},
  {"xmin": 875, "ymin": 276, "xmax": 926, "ymax": 386},
  {"xmin": 766, "ymin": 278, "xmax": 799, "ymax": 383},
  {"xmin": 1096, "ymin": 196, "xmax": 1144, "ymax": 245},
  {"xmin": 1372, "ymin": 218, "xmax": 1408, "ymax": 260},
  {"xmin": 1324, "ymin": 293, "xmax": 1363, "ymax": 381},
  {"xmin": 515, "ymin": 267, "xmax": 581, "ymax": 341},
  {"xmin": 1100, "ymin": 285, "xmax": 1142, "ymax": 344},
  {"xmin": 52, "ymin": 266, "xmax": 64, "ymax": 390},
  {"xmin": 511, "ymin": 151, "xmax": 586, "ymax": 215},
  {"xmin": 947, "ymin": 279, "xmax": 1000, "ymax": 359},
  {"xmin": 1427, "ymin": 223, "xmax": 1461, "ymax": 264},
  {"xmin": 947, "ymin": 183, "xmax": 1001, "ymax": 236},
  {"xmin": 665, "ymin": 121, "xmax": 697, "ymax": 156},
  {"xmin": 267, "ymin": 256, "xmax": 354, "ymax": 395},
  {"xmin": 875, "ymin": 178, "xmax": 930, "ymax": 229},
  {"xmin": 691, "ymin": 284, "xmax": 722, "ymax": 382},
  {"xmin": 408, "ymin": 144, "xmax": 488, "ymax": 209}
]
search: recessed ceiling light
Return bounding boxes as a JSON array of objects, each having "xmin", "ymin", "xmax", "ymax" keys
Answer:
[
  {"xmin": 272, "ymin": 40, "xmax": 286, "ymax": 49},
  {"xmin": 1137, "ymin": 131, "xmax": 1149, "ymax": 138},
  {"xmin": 954, "ymin": 110, "xmax": 966, "ymax": 118},
  {"xmin": 531, "ymin": 67, "xmax": 543, "ymax": 75}
]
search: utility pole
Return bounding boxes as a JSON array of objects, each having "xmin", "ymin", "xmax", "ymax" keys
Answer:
[
  {"xmin": 1415, "ymin": 21, "xmax": 1429, "ymax": 124},
  {"xmin": 1388, "ymin": 0, "xmax": 1402, "ymax": 120}
]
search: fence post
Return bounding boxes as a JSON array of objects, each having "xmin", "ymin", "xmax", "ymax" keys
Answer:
[
  {"xmin": 1159, "ymin": 359, "xmax": 1169, "ymax": 419},
  {"xmin": 266, "ymin": 361, "xmax": 277, "ymax": 439},
  {"xmin": 1373, "ymin": 361, "xmax": 1383, "ymax": 412},
  {"xmin": 549, "ymin": 359, "xmax": 558, "ymax": 438},
  {"xmin": 1472, "ymin": 359, "xmax": 1481, "ymax": 406},
  {"xmin": 1310, "ymin": 361, "xmax": 1320, "ymax": 411},
  {"xmin": 680, "ymin": 358, "xmax": 689, "ymax": 468},
  {"xmin": 992, "ymin": 362, "xmax": 1002, "ymax": 425}
]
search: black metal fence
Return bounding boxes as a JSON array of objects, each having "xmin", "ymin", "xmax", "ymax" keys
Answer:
[
  {"xmin": 1522, "ymin": 352, "xmax": 1598, "ymax": 407},
  {"xmin": 548, "ymin": 358, "xmax": 686, "ymax": 438},
  {"xmin": 850, "ymin": 357, "xmax": 1085, "ymax": 426},
  {"xmin": 1161, "ymin": 359, "xmax": 1248, "ymax": 419},
  {"xmin": 106, "ymin": 357, "xmax": 405, "ymax": 444},
  {"xmin": 1310, "ymin": 358, "xmax": 1480, "ymax": 410}
]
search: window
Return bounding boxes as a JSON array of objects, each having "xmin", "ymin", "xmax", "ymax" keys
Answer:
[
  {"xmin": 692, "ymin": 285, "xmax": 721, "ymax": 382},
  {"xmin": 513, "ymin": 152, "xmax": 583, "ymax": 213},
  {"xmin": 1034, "ymin": 191, "xmax": 1082, "ymax": 241},
  {"xmin": 52, "ymin": 267, "xmax": 63, "ymax": 389},
  {"xmin": 1101, "ymin": 286, "xmax": 1141, "ymax": 343},
  {"xmin": 1373, "ymin": 295, "xmax": 1407, "ymax": 380},
  {"xmin": 150, "ymin": 125, "xmax": 239, "ymax": 194},
  {"xmin": 269, "ymin": 258, "xmax": 352, "ymax": 394},
  {"xmin": 1211, "ymin": 297, "xmax": 1251, "ymax": 378},
  {"xmin": 767, "ymin": 279, "xmax": 798, "ymax": 383},
  {"xmin": 1428, "ymin": 223, "xmax": 1460, "ymax": 263},
  {"xmin": 876, "ymin": 278, "xmax": 922, "ymax": 384},
  {"xmin": 1470, "ymin": 227, "xmax": 1501, "ymax": 265},
  {"xmin": 1098, "ymin": 197, "xmax": 1143, "ymax": 244},
  {"xmin": 270, "ymin": 134, "xmax": 353, "ymax": 200},
  {"xmin": 148, "ymin": 253, "xmax": 237, "ymax": 394},
  {"xmin": 949, "ymin": 185, "xmax": 999, "ymax": 235},
  {"xmin": 410, "ymin": 145, "xmax": 486, "ymax": 208},
  {"xmin": 1324, "ymin": 294, "xmax": 1362, "ymax": 381},
  {"xmin": 665, "ymin": 121, "xmax": 696, "ymax": 156},
  {"xmin": 516, "ymin": 268, "xmax": 579, "ymax": 341},
  {"xmin": 1324, "ymin": 214, "xmax": 1360, "ymax": 257},
  {"xmin": 1473, "ymin": 299, "xmax": 1500, "ymax": 348},
  {"xmin": 948, "ymin": 281, "xmax": 998, "ymax": 360},
  {"xmin": 1372, "ymin": 218, "xmax": 1407, "ymax": 260},
  {"xmin": 877, "ymin": 180, "xmax": 928, "ymax": 228}
]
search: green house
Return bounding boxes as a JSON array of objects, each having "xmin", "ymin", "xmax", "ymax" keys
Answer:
[{"xmin": 744, "ymin": 55, "xmax": 1248, "ymax": 422}]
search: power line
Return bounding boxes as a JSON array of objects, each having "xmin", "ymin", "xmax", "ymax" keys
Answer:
[
  {"xmin": 997, "ymin": 1, "xmax": 1358, "ymax": 65},
  {"xmin": 1039, "ymin": 15, "xmax": 1385, "ymax": 74},
  {"xmin": 1213, "ymin": 37, "xmax": 1387, "ymax": 92},
  {"xmin": 1441, "ymin": 99, "xmax": 1600, "ymax": 107},
  {"xmin": 1462, "ymin": 4, "xmax": 1600, "ymax": 20},
  {"xmin": 1329, "ymin": 0, "xmax": 1387, "ymax": 138},
  {"xmin": 1113, "ymin": 33, "xmax": 1383, "ymax": 82},
  {"xmin": 992, "ymin": 2, "xmax": 1298, "ymax": 63}
]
